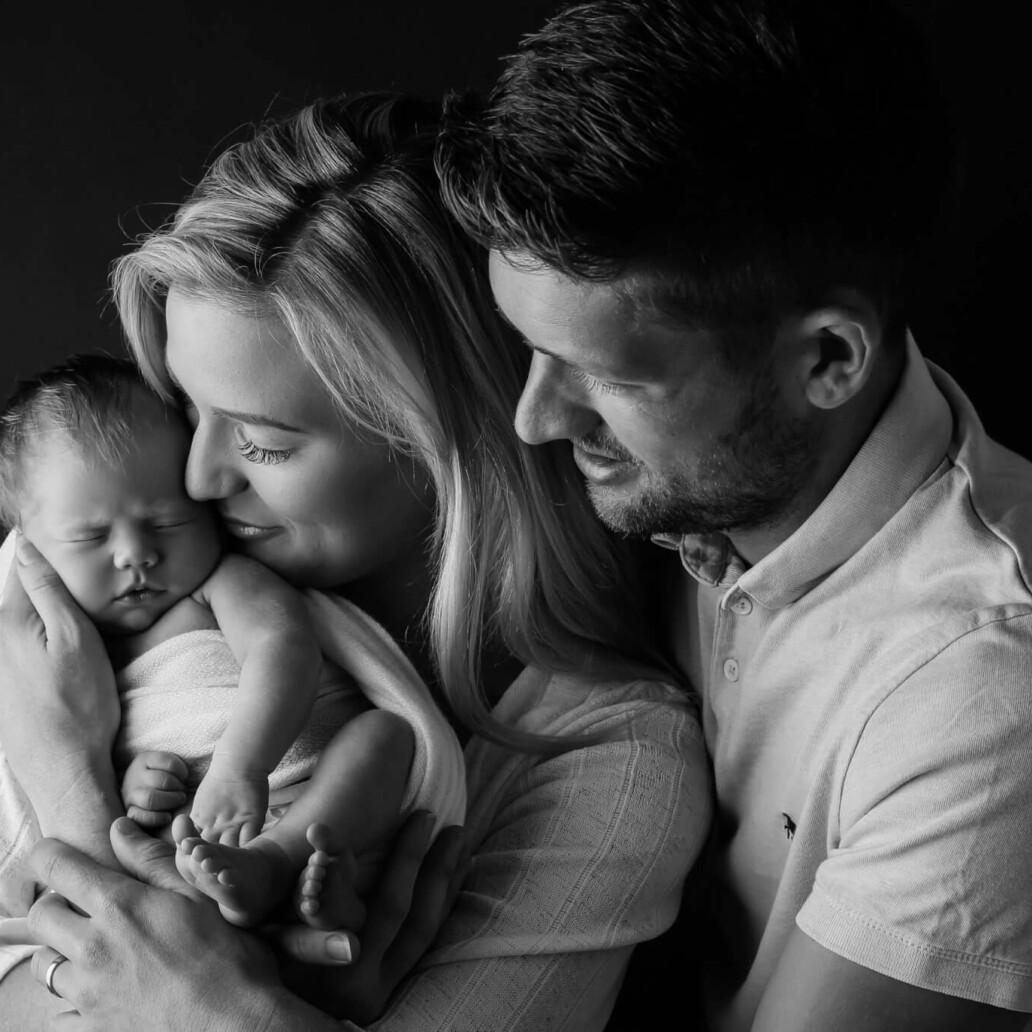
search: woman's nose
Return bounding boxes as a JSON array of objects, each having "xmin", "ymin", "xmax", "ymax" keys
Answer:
[
  {"xmin": 185, "ymin": 419, "xmax": 247, "ymax": 501},
  {"xmin": 514, "ymin": 353, "xmax": 600, "ymax": 445}
]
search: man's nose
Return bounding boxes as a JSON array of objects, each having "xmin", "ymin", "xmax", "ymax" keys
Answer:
[
  {"xmin": 185, "ymin": 419, "xmax": 247, "ymax": 502},
  {"xmin": 514, "ymin": 353, "xmax": 600, "ymax": 446}
]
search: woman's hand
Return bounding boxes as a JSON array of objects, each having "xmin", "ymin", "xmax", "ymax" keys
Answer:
[
  {"xmin": 0, "ymin": 537, "xmax": 122, "ymax": 861},
  {"xmin": 27, "ymin": 818, "xmax": 331, "ymax": 1032},
  {"xmin": 277, "ymin": 813, "xmax": 468, "ymax": 1024}
]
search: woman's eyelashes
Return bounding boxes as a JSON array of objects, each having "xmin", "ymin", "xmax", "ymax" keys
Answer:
[{"xmin": 237, "ymin": 437, "xmax": 293, "ymax": 465}]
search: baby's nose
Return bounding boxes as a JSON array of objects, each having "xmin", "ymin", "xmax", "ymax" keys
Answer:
[{"xmin": 114, "ymin": 535, "xmax": 160, "ymax": 570}]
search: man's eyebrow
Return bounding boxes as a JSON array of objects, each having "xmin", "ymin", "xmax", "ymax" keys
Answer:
[
  {"xmin": 494, "ymin": 312, "xmax": 577, "ymax": 368},
  {"xmin": 164, "ymin": 366, "xmax": 306, "ymax": 433}
]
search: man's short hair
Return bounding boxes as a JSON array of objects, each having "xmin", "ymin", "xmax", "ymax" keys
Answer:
[
  {"xmin": 438, "ymin": 0, "xmax": 954, "ymax": 350},
  {"xmin": 0, "ymin": 353, "xmax": 172, "ymax": 528}
]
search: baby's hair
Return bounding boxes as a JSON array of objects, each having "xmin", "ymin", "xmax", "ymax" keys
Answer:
[{"xmin": 0, "ymin": 353, "xmax": 172, "ymax": 529}]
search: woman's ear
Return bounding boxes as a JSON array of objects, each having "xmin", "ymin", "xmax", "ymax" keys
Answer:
[{"xmin": 796, "ymin": 292, "xmax": 882, "ymax": 411}]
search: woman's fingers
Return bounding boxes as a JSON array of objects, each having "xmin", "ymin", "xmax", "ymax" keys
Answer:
[
  {"xmin": 358, "ymin": 811, "xmax": 436, "ymax": 958},
  {"xmin": 382, "ymin": 823, "xmax": 467, "ymax": 975},
  {"xmin": 267, "ymin": 925, "xmax": 361, "ymax": 966}
]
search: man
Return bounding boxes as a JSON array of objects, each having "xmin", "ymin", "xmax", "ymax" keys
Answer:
[{"xmin": 438, "ymin": 0, "xmax": 1032, "ymax": 1029}]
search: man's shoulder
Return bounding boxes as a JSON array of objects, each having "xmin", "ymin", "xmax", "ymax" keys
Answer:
[{"xmin": 947, "ymin": 419, "xmax": 1032, "ymax": 593}]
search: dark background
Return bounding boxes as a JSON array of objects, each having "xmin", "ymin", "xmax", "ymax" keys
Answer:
[
  {"xmin": 1, "ymin": 3, "xmax": 1029, "ymax": 1027},
  {"xmin": 1, "ymin": 0, "xmax": 1029, "ymax": 463}
]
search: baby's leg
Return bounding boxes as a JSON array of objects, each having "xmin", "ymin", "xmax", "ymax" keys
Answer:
[{"xmin": 174, "ymin": 708, "xmax": 413, "ymax": 928}]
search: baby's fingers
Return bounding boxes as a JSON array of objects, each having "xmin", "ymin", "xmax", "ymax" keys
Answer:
[
  {"xmin": 126, "ymin": 805, "xmax": 173, "ymax": 829},
  {"xmin": 136, "ymin": 750, "xmax": 189, "ymax": 782},
  {"xmin": 122, "ymin": 771, "xmax": 188, "ymax": 813}
]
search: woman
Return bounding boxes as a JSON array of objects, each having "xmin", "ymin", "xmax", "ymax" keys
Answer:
[{"xmin": 0, "ymin": 93, "xmax": 710, "ymax": 1030}]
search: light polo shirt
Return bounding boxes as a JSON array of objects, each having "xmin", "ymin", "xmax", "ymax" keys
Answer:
[{"xmin": 660, "ymin": 339, "xmax": 1032, "ymax": 1029}]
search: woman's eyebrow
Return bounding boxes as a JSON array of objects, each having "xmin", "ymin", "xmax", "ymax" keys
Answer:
[
  {"xmin": 210, "ymin": 405, "xmax": 307, "ymax": 434},
  {"xmin": 164, "ymin": 365, "xmax": 306, "ymax": 433}
]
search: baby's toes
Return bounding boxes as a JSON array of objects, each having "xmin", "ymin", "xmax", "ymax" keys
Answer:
[{"xmin": 299, "ymin": 862, "xmax": 327, "ymax": 916}]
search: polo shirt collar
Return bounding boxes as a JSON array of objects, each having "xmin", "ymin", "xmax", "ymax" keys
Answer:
[{"xmin": 656, "ymin": 336, "xmax": 954, "ymax": 608}]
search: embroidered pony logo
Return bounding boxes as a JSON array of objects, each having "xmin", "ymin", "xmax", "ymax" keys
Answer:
[{"xmin": 782, "ymin": 813, "xmax": 797, "ymax": 840}]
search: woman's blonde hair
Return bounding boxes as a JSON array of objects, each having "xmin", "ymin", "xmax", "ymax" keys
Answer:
[{"xmin": 112, "ymin": 93, "xmax": 677, "ymax": 750}]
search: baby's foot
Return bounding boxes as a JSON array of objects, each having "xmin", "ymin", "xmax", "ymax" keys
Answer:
[
  {"xmin": 172, "ymin": 814, "xmax": 291, "ymax": 927},
  {"xmin": 296, "ymin": 823, "xmax": 365, "ymax": 931}
]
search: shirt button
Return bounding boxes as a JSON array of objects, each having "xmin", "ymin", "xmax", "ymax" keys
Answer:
[
  {"xmin": 731, "ymin": 595, "xmax": 753, "ymax": 616},
  {"xmin": 723, "ymin": 658, "xmax": 740, "ymax": 682}
]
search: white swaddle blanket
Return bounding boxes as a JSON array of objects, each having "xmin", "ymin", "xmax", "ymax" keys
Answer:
[{"xmin": 0, "ymin": 532, "xmax": 466, "ymax": 977}]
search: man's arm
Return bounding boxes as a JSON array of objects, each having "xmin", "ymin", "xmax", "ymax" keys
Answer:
[{"xmin": 753, "ymin": 927, "xmax": 1028, "ymax": 1032}]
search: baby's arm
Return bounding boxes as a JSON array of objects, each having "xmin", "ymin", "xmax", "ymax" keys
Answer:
[{"xmin": 190, "ymin": 555, "xmax": 322, "ymax": 844}]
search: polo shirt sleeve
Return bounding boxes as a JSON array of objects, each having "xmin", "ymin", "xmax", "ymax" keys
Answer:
[{"xmin": 797, "ymin": 609, "xmax": 1032, "ymax": 1010}]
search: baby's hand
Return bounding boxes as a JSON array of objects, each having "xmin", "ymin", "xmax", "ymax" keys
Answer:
[
  {"xmin": 190, "ymin": 752, "xmax": 269, "ymax": 846},
  {"xmin": 121, "ymin": 751, "xmax": 189, "ymax": 828}
]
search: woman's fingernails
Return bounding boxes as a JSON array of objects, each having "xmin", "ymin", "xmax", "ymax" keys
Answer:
[
  {"xmin": 327, "ymin": 934, "xmax": 353, "ymax": 963},
  {"xmin": 114, "ymin": 817, "xmax": 142, "ymax": 836}
]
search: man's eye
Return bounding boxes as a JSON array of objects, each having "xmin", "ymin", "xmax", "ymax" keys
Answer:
[{"xmin": 569, "ymin": 367, "xmax": 620, "ymax": 395}]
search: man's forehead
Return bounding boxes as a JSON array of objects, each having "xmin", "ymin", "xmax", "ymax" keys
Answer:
[
  {"xmin": 489, "ymin": 251, "xmax": 638, "ymax": 333},
  {"xmin": 488, "ymin": 250, "xmax": 701, "ymax": 329},
  {"xmin": 488, "ymin": 250, "xmax": 720, "ymax": 381}
]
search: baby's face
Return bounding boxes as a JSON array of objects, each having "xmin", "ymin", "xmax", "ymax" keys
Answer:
[{"xmin": 18, "ymin": 421, "xmax": 222, "ymax": 636}]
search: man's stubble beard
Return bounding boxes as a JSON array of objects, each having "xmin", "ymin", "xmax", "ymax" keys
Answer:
[{"xmin": 585, "ymin": 373, "xmax": 819, "ymax": 539}]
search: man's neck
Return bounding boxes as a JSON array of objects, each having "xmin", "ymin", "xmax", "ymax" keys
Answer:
[{"xmin": 728, "ymin": 347, "xmax": 907, "ymax": 567}]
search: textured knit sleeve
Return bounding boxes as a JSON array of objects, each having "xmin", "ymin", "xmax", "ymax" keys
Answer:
[{"xmin": 349, "ymin": 673, "xmax": 711, "ymax": 1032}]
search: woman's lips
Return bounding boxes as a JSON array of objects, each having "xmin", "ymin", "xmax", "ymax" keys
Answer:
[{"xmin": 221, "ymin": 517, "xmax": 283, "ymax": 541}]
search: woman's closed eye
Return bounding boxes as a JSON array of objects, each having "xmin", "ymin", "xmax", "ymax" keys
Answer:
[{"xmin": 237, "ymin": 437, "xmax": 293, "ymax": 465}]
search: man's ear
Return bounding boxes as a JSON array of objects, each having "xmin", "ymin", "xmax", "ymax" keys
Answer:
[{"xmin": 796, "ymin": 292, "xmax": 882, "ymax": 411}]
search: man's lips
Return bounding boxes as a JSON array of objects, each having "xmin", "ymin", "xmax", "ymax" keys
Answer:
[{"xmin": 572, "ymin": 444, "xmax": 634, "ymax": 484}]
